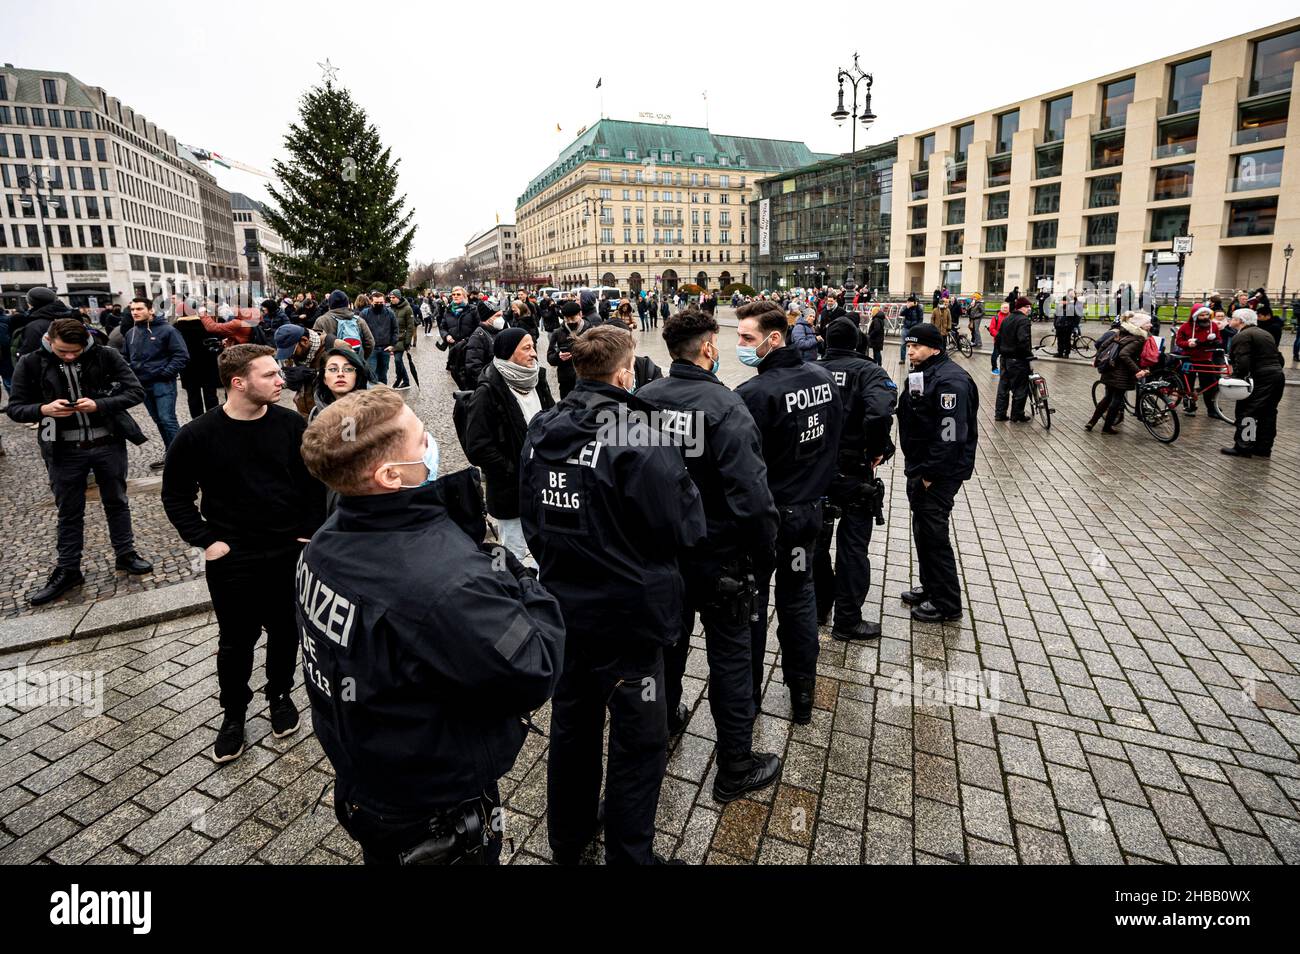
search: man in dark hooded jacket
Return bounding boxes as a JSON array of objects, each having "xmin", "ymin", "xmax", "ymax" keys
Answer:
[
  {"xmin": 16, "ymin": 287, "xmax": 77, "ymax": 359},
  {"xmin": 461, "ymin": 301, "xmax": 504, "ymax": 387},
  {"xmin": 520, "ymin": 325, "xmax": 706, "ymax": 865},
  {"xmin": 579, "ymin": 289, "xmax": 603, "ymax": 327},
  {"xmin": 546, "ymin": 300, "xmax": 589, "ymax": 398}
]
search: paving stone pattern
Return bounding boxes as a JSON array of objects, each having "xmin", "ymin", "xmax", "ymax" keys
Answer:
[{"xmin": 2, "ymin": 316, "xmax": 1299, "ymax": 863}]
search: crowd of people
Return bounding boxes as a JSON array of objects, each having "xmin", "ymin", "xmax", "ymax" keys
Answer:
[{"xmin": 0, "ymin": 272, "xmax": 1291, "ymax": 866}]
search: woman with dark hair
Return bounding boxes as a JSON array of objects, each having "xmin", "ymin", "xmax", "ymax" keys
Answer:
[{"xmin": 308, "ymin": 345, "xmax": 369, "ymax": 424}]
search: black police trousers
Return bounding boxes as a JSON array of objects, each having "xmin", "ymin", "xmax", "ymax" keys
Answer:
[
  {"xmin": 750, "ymin": 500, "xmax": 822, "ymax": 708},
  {"xmin": 906, "ymin": 476, "xmax": 962, "ymax": 616},
  {"xmin": 665, "ymin": 571, "xmax": 756, "ymax": 763},
  {"xmin": 1233, "ymin": 370, "xmax": 1284, "ymax": 455},
  {"xmin": 814, "ymin": 479, "xmax": 875, "ymax": 631},
  {"xmin": 995, "ymin": 356, "xmax": 1030, "ymax": 419},
  {"xmin": 338, "ymin": 785, "xmax": 502, "ymax": 865},
  {"xmin": 205, "ymin": 543, "xmax": 301, "ymax": 714},
  {"xmin": 548, "ymin": 634, "xmax": 667, "ymax": 865}
]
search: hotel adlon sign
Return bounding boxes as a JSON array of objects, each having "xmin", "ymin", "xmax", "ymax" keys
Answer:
[{"xmin": 758, "ymin": 198, "xmax": 770, "ymax": 256}]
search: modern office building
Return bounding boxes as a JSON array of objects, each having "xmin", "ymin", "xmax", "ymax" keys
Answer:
[
  {"xmin": 231, "ymin": 192, "xmax": 283, "ymax": 300},
  {"xmin": 889, "ymin": 18, "xmax": 1299, "ymax": 298},
  {"xmin": 180, "ymin": 145, "xmax": 239, "ymax": 305},
  {"xmin": 749, "ymin": 142, "xmax": 897, "ymax": 294},
  {"xmin": 464, "ymin": 223, "xmax": 518, "ymax": 288},
  {"xmin": 0, "ymin": 64, "xmax": 206, "ymax": 309},
  {"xmin": 516, "ymin": 118, "xmax": 832, "ymax": 295}
]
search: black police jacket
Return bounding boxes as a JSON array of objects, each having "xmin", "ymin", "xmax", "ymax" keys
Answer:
[
  {"xmin": 637, "ymin": 359, "xmax": 778, "ymax": 562},
  {"xmin": 735, "ymin": 344, "xmax": 844, "ymax": 506},
  {"xmin": 818, "ymin": 347, "xmax": 897, "ymax": 474},
  {"xmin": 520, "ymin": 380, "xmax": 707, "ymax": 645},
  {"xmin": 896, "ymin": 351, "xmax": 978, "ymax": 483},
  {"xmin": 297, "ymin": 471, "xmax": 565, "ymax": 816}
]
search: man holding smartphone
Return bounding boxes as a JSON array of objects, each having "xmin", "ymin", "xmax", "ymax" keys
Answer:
[{"xmin": 7, "ymin": 318, "xmax": 154, "ymax": 605}]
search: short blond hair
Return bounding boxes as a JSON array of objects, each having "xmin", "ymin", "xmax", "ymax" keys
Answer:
[{"xmin": 301, "ymin": 387, "xmax": 408, "ymax": 496}]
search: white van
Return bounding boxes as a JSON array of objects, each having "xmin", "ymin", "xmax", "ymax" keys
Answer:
[{"xmin": 538, "ymin": 287, "xmax": 560, "ymax": 300}]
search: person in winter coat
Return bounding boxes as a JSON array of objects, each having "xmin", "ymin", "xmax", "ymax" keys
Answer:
[
  {"xmin": 987, "ymin": 302, "xmax": 1009, "ymax": 372},
  {"xmin": 967, "ymin": 294, "xmax": 985, "ymax": 350},
  {"xmin": 462, "ymin": 302, "xmax": 505, "ymax": 386},
  {"xmin": 509, "ymin": 298, "xmax": 541, "ymax": 342},
  {"xmin": 463, "ymin": 327, "xmax": 556, "ymax": 561},
  {"xmin": 1054, "ymin": 290, "xmax": 1083, "ymax": 357},
  {"xmin": 657, "ymin": 294, "xmax": 669, "ymax": 328},
  {"xmin": 790, "ymin": 306, "xmax": 820, "ymax": 362},
  {"xmin": 174, "ymin": 308, "xmax": 222, "ymax": 418},
  {"xmin": 1173, "ymin": 306, "xmax": 1231, "ymax": 420},
  {"xmin": 308, "ymin": 344, "xmax": 370, "ymax": 424},
  {"xmin": 579, "ymin": 289, "xmax": 603, "ymax": 327},
  {"xmin": 930, "ymin": 299, "xmax": 952, "ymax": 336},
  {"xmin": 121, "ymin": 297, "xmax": 189, "ymax": 460},
  {"xmin": 1255, "ymin": 304, "xmax": 1283, "ymax": 346},
  {"xmin": 865, "ymin": 307, "xmax": 886, "ymax": 364},
  {"xmin": 994, "ymin": 296, "xmax": 1035, "ymax": 421},
  {"xmin": 547, "ymin": 300, "xmax": 589, "ymax": 398},
  {"xmin": 260, "ymin": 298, "xmax": 287, "ymax": 333},
  {"xmin": 387, "ymin": 290, "xmax": 417, "ymax": 389},
  {"xmin": 15, "ymin": 287, "xmax": 77, "ymax": 360},
  {"xmin": 1086, "ymin": 311, "xmax": 1150, "ymax": 433},
  {"xmin": 359, "ymin": 290, "xmax": 399, "ymax": 385},
  {"xmin": 312, "ymin": 289, "xmax": 375, "ymax": 359},
  {"xmin": 610, "ymin": 311, "xmax": 664, "ymax": 389},
  {"xmin": 899, "ymin": 294, "xmax": 925, "ymax": 364},
  {"xmin": 1222, "ymin": 308, "xmax": 1285, "ymax": 457}
]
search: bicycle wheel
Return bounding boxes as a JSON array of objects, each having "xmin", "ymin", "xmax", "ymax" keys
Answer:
[
  {"xmin": 1139, "ymin": 392, "xmax": 1180, "ymax": 443},
  {"xmin": 1036, "ymin": 391, "xmax": 1052, "ymax": 429},
  {"xmin": 957, "ymin": 333, "xmax": 973, "ymax": 358},
  {"xmin": 1073, "ymin": 335, "xmax": 1095, "ymax": 359},
  {"xmin": 1091, "ymin": 379, "xmax": 1104, "ymax": 407},
  {"xmin": 1036, "ymin": 333, "xmax": 1055, "ymax": 355}
]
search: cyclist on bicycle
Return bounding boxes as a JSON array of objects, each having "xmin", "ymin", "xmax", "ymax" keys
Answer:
[{"xmin": 1173, "ymin": 306, "xmax": 1231, "ymax": 421}]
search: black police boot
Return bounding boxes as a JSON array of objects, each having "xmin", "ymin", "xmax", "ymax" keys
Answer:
[
  {"xmin": 911, "ymin": 601, "xmax": 963, "ymax": 623},
  {"xmin": 1220, "ymin": 446, "xmax": 1253, "ymax": 457},
  {"xmin": 667, "ymin": 702, "xmax": 690, "ymax": 737},
  {"xmin": 713, "ymin": 751, "xmax": 782, "ymax": 803},
  {"xmin": 212, "ymin": 710, "xmax": 246, "ymax": 764},
  {"xmin": 899, "ymin": 587, "xmax": 927, "ymax": 606},
  {"xmin": 788, "ymin": 677, "xmax": 815, "ymax": 725},
  {"xmin": 115, "ymin": 551, "xmax": 154, "ymax": 575},
  {"xmin": 29, "ymin": 567, "xmax": 85, "ymax": 606},
  {"xmin": 832, "ymin": 620, "xmax": 882, "ymax": 641}
]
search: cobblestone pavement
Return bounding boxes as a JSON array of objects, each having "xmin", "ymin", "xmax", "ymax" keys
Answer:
[{"xmin": 2, "ymin": 317, "xmax": 1299, "ymax": 864}]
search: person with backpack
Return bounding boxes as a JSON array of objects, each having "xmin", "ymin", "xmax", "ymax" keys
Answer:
[
  {"xmin": 462, "ymin": 328, "xmax": 555, "ymax": 562},
  {"xmin": 312, "ymin": 289, "xmax": 375, "ymax": 360},
  {"xmin": 1085, "ymin": 311, "xmax": 1150, "ymax": 434}
]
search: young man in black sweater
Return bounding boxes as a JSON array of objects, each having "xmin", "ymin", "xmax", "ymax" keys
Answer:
[{"xmin": 162, "ymin": 344, "xmax": 326, "ymax": 764}]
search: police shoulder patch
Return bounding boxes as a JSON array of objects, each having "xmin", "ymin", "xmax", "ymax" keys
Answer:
[{"xmin": 940, "ymin": 392, "xmax": 957, "ymax": 410}]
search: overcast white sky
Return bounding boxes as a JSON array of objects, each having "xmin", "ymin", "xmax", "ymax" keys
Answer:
[{"xmin": 5, "ymin": 1, "xmax": 1295, "ymax": 264}]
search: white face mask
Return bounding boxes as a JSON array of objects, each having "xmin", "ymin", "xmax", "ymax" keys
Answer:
[{"xmin": 490, "ymin": 316, "xmax": 505, "ymax": 330}]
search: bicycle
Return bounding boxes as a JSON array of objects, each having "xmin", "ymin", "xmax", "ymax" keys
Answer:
[
  {"xmin": 945, "ymin": 326, "xmax": 973, "ymax": 358},
  {"xmin": 1026, "ymin": 360, "xmax": 1053, "ymax": 429},
  {"xmin": 1134, "ymin": 378, "xmax": 1180, "ymax": 443},
  {"xmin": 1035, "ymin": 327, "xmax": 1096, "ymax": 359}
]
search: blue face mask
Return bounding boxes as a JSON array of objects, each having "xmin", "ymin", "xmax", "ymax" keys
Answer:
[
  {"xmin": 738, "ymin": 335, "xmax": 773, "ymax": 367},
  {"xmin": 392, "ymin": 431, "xmax": 439, "ymax": 488}
]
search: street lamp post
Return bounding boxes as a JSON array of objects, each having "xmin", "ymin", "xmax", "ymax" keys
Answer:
[
  {"xmin": 581, "ymin": 194, "xmax": 609, "ymax": 288},
  {"xmin": 17, "ymin": 167, "xmax": 62, "ymax": 293},
  {"xmin": 1281, "ymin": 243, "xmax": 1293, "ymax": 332},
  {"xmin": 831, "ymin": 53, "xmax": 876, "ymax": 293}
]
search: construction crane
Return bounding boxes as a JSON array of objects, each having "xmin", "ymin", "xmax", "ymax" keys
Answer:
[{"xmin": 182, "ymin": 144, "xmax": 274, "ymax": 180}]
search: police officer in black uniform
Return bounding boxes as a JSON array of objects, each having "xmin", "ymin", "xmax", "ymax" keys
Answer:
[
  {"xmin": 814, "ymin": 316, "xmax": 897, "ymax": 640},
  {"xmin": 734, "ymin": 300, "xmax": 843, "ymax": 724},
  {"xmin": 638, "ymin": 307, "xmax": 783, "ymax": 803},
  {"xmin": 897, "ymin": 323, "xmax": 978, "ymax": 623},
  {"xmin": 296, "ymin": 388, "xmax": 565, "ymax": 864},
  {"xmin": 521, "ymin": 325, "xmax": 707, "ymax": 865}
]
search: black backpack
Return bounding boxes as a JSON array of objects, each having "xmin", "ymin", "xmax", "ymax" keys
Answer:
[{"xmin": 1093, "ymin": 329, "xmax": 1120, "ymax": 371}]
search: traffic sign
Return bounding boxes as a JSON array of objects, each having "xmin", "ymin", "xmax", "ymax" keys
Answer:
[{"xmin": 1173, "ymin": 235, "xmax": 1194, "ymax": 255}]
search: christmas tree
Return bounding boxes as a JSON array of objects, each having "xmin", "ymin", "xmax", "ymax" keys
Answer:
[{"xmin": 263, "ymin": 81, "xmax": 416, "ymax": 294}]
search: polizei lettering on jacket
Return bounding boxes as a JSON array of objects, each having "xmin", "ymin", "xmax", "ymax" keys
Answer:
[
  {"xmin": 784, "ymin": 382, "xmax": 834, "ymax": 414},
  {"xmin": 295, "ymin": 554, "xmax": 356, "ymax": 648}
]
